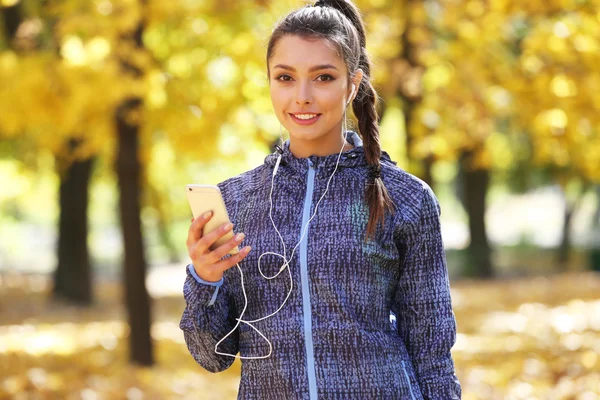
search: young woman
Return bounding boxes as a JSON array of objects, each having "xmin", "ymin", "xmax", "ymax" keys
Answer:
[{"xmin": 180, "ymin": 0, "xmax": 461, "ymax": 398}]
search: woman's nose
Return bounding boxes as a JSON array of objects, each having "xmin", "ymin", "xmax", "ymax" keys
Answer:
[{"xmin": 295, "ymin": 83, "xmax": 312, "ymax": 104}]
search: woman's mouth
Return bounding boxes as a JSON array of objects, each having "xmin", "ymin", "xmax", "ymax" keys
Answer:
[{"xmin": 290, "ymin": 113, "xmax": 321, "ymax": 125}]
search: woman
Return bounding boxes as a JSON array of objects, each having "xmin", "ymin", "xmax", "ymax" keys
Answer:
[{"xmin": 180, "ymin": 0, "xmax": 461, "ymax": 398}]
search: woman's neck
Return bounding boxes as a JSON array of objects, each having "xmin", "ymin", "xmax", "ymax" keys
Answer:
[{"xmin": 288, "ymin": 134, "xmax": 353, "ymax": 159}]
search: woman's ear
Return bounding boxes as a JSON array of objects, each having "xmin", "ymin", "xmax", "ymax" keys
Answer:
[{"xmin": 350, "ymin": 69, "xmax": 364, "ymax": 97}]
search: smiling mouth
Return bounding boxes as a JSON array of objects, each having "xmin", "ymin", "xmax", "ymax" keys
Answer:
[
  {"xmin": 289, "ymin": 113, "xmax": 321, "ymax": 125},
  {"xmin": 292, "ymin": 113, "xmax": 319, "ymax": 120}
]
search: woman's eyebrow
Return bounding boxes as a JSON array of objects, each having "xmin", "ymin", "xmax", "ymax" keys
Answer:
[{"xmin": 272, "ymin": 64, "xmax": 339, "ymax": 72}]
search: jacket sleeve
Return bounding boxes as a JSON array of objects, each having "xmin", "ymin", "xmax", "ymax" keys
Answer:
[
  {"xmin": 179, "ymin": 264, "xmax": 239, "ymax": 373},
  {"xmin": 393, "ymin": 186, "xmax": 461, "ymax": 399}
]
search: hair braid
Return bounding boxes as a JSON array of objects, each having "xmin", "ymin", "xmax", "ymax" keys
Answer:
[{"xmin": 353, "ymin": 60, "xmax": 395, "ymax": 238}]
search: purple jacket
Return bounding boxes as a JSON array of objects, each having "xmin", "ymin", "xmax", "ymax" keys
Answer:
[{"xmin": 180, "ymin": 132, "xmax": 461, "ymax": 399}]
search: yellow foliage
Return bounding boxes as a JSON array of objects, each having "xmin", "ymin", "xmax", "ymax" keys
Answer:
[
  {"xmin": 2, "ymin": 0, "xmax": 599, "ymax": 183},
  {"xmin": 392, "ymin": 0, "xmax": 600, "ymax": 180}
]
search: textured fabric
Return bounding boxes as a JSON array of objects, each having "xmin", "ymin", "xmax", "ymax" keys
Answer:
[
  {"xmin": 180, "ymin": 132, "xmax": 461, "ymax": 399},
  {"xmin": 188, "ymin": 264, "xmax": 223, "ymax": 286},
  {"xmin": 187, "ymin": 264, "xmax": 222, "ymax": 306}
]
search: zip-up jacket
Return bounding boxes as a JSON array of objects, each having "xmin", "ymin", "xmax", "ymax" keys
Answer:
[{"xmin": 180, "ymin": 132, "xmax": 462, "ymax": 399}]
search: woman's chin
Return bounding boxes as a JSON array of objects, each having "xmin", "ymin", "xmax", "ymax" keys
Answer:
[{"xmin": 288, "ymin": 130, "xmax": 325, "ymax": 143}]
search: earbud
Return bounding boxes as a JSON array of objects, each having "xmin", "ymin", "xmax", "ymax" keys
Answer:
[
  {"xmin": 273, "ymin": 154, "xmax": 282, "ymax": 177},
  {"xmin": 346, "ymin": 83, "xmax": 356, "ymax": 106}
]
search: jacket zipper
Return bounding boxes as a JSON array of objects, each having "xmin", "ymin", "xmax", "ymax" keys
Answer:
[
  {"xmin": 401, "ymin": 360, "xmax": 417, "ymax": 400},
  {"xmin": 300, "ymin": 158, "xmax": 318, "ymax": 400}
]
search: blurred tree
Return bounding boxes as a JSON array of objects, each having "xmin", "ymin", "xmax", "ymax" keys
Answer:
[
  {"xmin": 54, "ymin": 140, "xmax": 95, "ymax": 305},
  {"xmin": 398, "ymin": 0, "xmax": 432, "ymax": 186},
  {"xmin": 504, "ymin": 1, "xmax": 600, "ymax": 268},
  {"xmin": 0, "ymin": 0, "xmax": 149, "ymax": 361},
  {"xmin": 458, "ymin": 152, "xmax": 493, "ymax": 277},
  {"xmin": 114, "ymin": 0, "xmax": 153, "ymax": 365},
  {"xmin": 1, "ymin": 0, "xmax": 21, "ymax": 42},
  {"xmin": 41, "ymin": 0, "xmax": 279, "ymax": 365},
  {"xmin": 48, "ymin": 26, "xmax": 97, "ymax": 306},
  {"xmin": 1, "ymin": 1, "xmax": 95, "ymax": 303},
  {"xmin": 556, "ymin": 177, "xmax": 589, "ymax": 267},
  {"xmin": 393, "ymin": 0, "xmax": 598, "ymax": 277},
  {"xmin": 395, "ymin": 0, "xmax": 505, "ymax": 277}
]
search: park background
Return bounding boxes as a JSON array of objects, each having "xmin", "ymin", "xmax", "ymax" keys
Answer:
[{"xmin": 1, "ymin": 0, "xmax": 599, "ymax": 398}]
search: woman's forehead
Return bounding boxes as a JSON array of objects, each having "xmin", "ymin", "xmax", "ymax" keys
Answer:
[{"xmin": 269, "ymin": 35, "xmax": 346, "ymax": 72}]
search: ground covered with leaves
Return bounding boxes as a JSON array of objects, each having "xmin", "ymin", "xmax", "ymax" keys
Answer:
[{"xmin": 1, "ymin": 271, "xmax": 599, "ymax": 399}]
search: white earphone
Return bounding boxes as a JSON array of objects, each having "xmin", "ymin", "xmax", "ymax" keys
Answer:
[{"xmin": 346, "ymin": 83, "xmax": 356, "ymax": 106}]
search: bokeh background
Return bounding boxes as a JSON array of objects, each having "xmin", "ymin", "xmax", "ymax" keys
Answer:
[{"xmin": 1, "ymin": 0, "xmax": 599, "ymax": 398}]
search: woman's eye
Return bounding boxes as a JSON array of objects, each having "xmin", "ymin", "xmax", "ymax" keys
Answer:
[
  {"xmin": 317, "ymin": 74, "xmax": 335, "ymax": 82},
  {"xmin": 276, "ymin": 74, "xmax": 292, "ymax": 81}
]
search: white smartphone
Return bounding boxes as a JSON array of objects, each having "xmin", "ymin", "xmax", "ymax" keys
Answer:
[{"xmin": 186, "ymin": 184, "xmax": 239, "ymax": 255}]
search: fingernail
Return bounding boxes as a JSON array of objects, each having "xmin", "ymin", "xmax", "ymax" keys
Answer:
[
  {"xmin": 224, "ymin": 223, "xmax": 233, "ymax": 231},
  {"xmin": 235, "ymin": 233, "xmax": 245, "ymax": 242},
  {"xmin": 202, "ymin": 211, "xmax": 212, "ymax": 220},
  {"xmin": 243, "ymin": 246, "xmax": 251, "ymax": 254}
]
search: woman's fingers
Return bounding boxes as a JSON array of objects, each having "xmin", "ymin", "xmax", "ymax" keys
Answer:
[
  {"xmin": 206, "ymin": 232, "xmax": 247, "ymax": 264},
  {"xmin": 197, "ymin": 222, "xmax": 234, "ymax": 254},
  {"xmin": 214, "ymin": 246, "xmax": 252, "ymax": 272},
  {"xmin": 187, "ymin": 211, "xmax": 212, "ymax": 246},
  {"xmin": 192, "ymin": 244, "xmax": 251, "ymax": 281}
]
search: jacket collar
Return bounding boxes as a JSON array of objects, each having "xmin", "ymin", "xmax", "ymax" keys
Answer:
[{"xmin": 264, "ymin": 131, "xmax": 395, "ymax": 176}]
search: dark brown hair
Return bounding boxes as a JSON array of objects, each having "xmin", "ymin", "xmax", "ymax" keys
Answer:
[{"xmin": 266, "ymin": 0, "xmax": 395, "ymax": 238}]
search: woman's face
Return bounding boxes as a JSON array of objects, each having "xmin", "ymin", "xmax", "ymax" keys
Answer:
[{"xmin": 268, "ymin": 35, "xmax": 357, "ymax": 152}]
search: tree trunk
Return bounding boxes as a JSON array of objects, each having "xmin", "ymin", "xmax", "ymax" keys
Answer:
[
  {"xmin": 460, "ymin": 154, "xmax": 493, "ymax": 278},
  {"xmin": 111, "ymin": 0, "xmax": 153, "ymax": 366},
  {"xmin": 2, "ymin": 2, "xmax": 21, "ymax": 41},
  {"xmin": 52, "ymin": 155, "xmax": 94, "ymax": 304},
  {"xmin": 399, "ymin": 0, "xmax": 432, "ymax": 187},
  {"xmin": 557, "ymin": 202, "xmax": 574, "ymax": 268},
  {"xmin": 5, "ymin": 0, "xmax": 96, "ymax": 304},
  {"xmin": 421, "ymin": 156, "xmax": 434, "ymax": 188},
  {"xmin": 116, "ymin": 97, "xmax": 154, "ymax": 366},
  {"xmin": 557, "ymin": 181, "xmax": 589, "ymax": 270}
]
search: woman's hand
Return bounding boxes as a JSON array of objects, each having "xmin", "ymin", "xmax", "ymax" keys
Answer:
[{"xmin": 186, "ymin": 211, "xmax": 252, "ymax": 282}]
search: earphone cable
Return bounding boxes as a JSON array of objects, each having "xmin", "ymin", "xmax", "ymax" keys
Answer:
[{"xmin": 214, "ymin": 101, "xmax": 352, "ymax": 359}]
